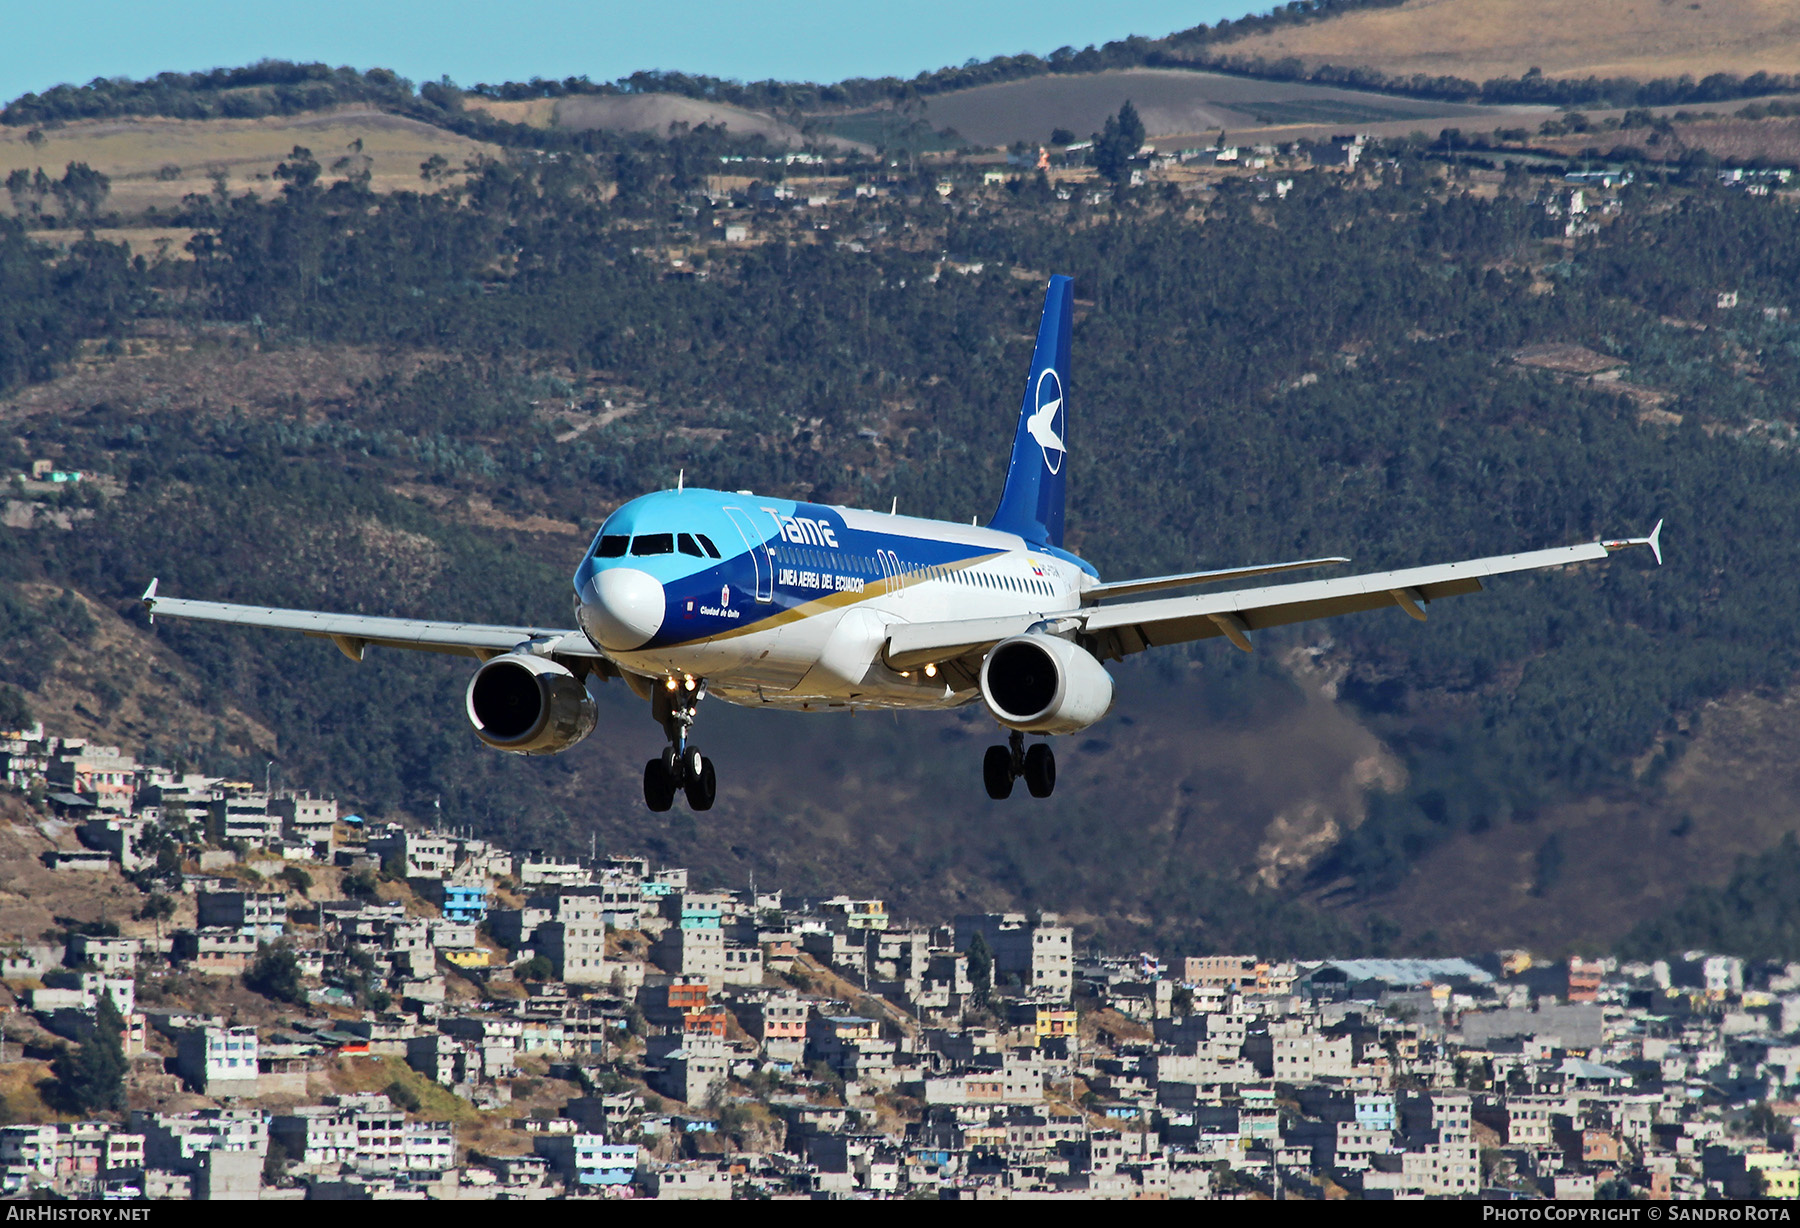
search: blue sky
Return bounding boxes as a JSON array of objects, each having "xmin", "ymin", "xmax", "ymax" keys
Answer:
[{"xmin": 2, "ymin": 1, "xmax": 1262, "ymax": 103}]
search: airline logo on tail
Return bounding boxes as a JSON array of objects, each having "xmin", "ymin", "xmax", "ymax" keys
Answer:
[{"xmin": 1028, "ymin": 369, "xmax": 1066, "ymax": 475}]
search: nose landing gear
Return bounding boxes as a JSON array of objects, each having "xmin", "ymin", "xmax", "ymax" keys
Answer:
[
  {"xmin": 643, "ymin": 677, "xmax": 717, "ymax": 812},
  {"xmin": 983, "ymin": 729, "xmax": 1056, "ymax": 800}
]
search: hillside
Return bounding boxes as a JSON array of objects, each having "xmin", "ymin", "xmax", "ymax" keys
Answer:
[
  {"xmin": 894, "ymin": 67, "xmax": 1506, "ymax": 147},
  {"xmin": 0, "ymin": 109, "xmax": 496, "ymax": 218},
  {"xmin": 4, "ymin": 59, "xmax": 1800, "ymax": 957},
  {"xmin": 1213, "ymin": 0, "xmax": 1800, "ymax": 84}
]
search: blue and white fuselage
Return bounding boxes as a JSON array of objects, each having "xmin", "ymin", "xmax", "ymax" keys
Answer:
[{"xmin": 573, "ymin": 489, "xmax": 1095, "ymax": 710}]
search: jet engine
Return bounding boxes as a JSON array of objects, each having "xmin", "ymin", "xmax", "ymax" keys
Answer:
[
  {"xmin": 979, "ymin": 633, "xmax": 1114, "ymax": 734},
  {"xmin": 465, "ymin": 654, "xmax": 598, "ymax": 755}
]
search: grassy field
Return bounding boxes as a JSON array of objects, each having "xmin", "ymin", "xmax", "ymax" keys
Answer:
[
  {"xmin": 461, "ymin": 97, "xmax": 558, "ymax": 128},
  {"xmin": 1214, "ymin": 0, "xmax": 1800, "ymax": 83},
  {"xmin": 1536, "ymin": 113, "xmax": 1800, "ymax": 164},
  {"xmin": 548, "ymin": 93, "xmax": 879, "ymax": 153},
  {"xmin": 0, "ymin": 109, "xmax": 497, "ymax": 216},
  {"xmin": 902, "ymin": 67, "xmax": 1521, "ymax": 148}
]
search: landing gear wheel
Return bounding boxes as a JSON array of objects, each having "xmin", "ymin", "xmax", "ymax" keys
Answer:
[
  {"xmin": 685, "ymin": 755, "xmax": 717, "ymax": 811},
  {"xmin": 683, "ymin": 747, "xmax": 705, "ymax": 785},
  {"xmin": 983, "ymin": 745, "xmax": 1015, "ymax": 800},
  {"xmin": 643, "ymin": 758, "xmax": 676, "ymax": 812},
  {"xmin": 1024, "ymin": 743, "xmax": 1056, "ymax": 798}
]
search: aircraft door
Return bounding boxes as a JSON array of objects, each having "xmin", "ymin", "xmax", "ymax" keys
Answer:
[{"xmin": 722, "ymin": 507, "xmax": 774, "ymax": 603}]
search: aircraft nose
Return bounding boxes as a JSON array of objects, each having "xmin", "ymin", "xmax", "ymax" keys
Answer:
[{"xmin": 586, "ymin": 568, "xmax": 665, "ymax": 651}]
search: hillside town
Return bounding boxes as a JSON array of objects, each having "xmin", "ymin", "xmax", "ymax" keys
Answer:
[{"xmin": 1, "ymin": 722, "xmax": 1797, "ymax": 1201}]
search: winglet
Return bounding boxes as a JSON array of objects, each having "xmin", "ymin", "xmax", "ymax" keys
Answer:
[
  {"xmin": 1601, "ymin": 518, "xmax": 1664, "ymax": 565},
  {"xmin": 141, "ymin": 578, "xmax": 158, "ymax": 604}
]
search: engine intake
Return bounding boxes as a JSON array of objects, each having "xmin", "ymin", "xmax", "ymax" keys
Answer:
[
  {"xmin": 979, "ymin": 633, "xmax": 1114, "ymax": 734},
  {"xmin": 466, "ymin": 654, "xmax": 598, "ymax": 755}
]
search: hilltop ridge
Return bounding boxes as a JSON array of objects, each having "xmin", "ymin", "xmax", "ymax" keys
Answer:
[{"xmin": 1210, "ymin": 0, "xmax": 1800, "ymax": 84}]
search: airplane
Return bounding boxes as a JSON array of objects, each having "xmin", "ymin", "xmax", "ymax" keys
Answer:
[{"xmin": 140, "ymin": 276, "xmax": 1663, "ymax": 812}]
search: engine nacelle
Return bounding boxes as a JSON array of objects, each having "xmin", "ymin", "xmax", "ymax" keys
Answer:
[
  {"xmin": 465, "ymin": 653, "xmax": 598, "ymax": 755},
  {"xmin": 979, "ymin": 633, "xmax": 1115, "ymax": 735}
]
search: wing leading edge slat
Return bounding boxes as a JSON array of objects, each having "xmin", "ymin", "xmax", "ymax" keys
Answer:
[{"xmin": 141, "ymin": 591, "xmax": 601, "ymax": 661}]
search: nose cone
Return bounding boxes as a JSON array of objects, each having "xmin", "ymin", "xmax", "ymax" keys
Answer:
[{"xmin": 585, "ymin": 568, "xmax": 665, "ymax": 651}]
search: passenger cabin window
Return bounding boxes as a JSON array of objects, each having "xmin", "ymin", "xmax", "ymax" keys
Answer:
[
  {"xmin": 595, "ymin": 535, "xmax": 629, "ymax": 558},
  {"xmin": 695, "ymin": 534, "xmax": 721, "ymax": 559},
  {"xmin": 678, "ymin": 533, "xmax": 704, "ymax": 558},
  {"xmin": 632, "ymin": 533, "xmax": 674, "ymax": 556}
]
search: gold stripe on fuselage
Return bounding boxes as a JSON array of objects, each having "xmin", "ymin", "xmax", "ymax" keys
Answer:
[{"xmin": 662, "ymin": 553, "xmax": 1006, "ymax": 648}]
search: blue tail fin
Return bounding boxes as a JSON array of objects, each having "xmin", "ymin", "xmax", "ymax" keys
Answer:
[{"xmin": 989, "ymin": 275, "xmax": 1073, "ymax": 547}]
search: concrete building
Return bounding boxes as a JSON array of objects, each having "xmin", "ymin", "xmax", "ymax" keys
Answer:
[
  {"xmin": 954, "ymin": 914, "xmax": 1074, "ymax": 1002},
  {"xmin": 366, "ymin": 826, "xmax": 456, "ymax": 878},
  {"xmin": 271, "ymin": 792, "xmax": 337, "ymax": 854},
  {"xmin": 651, "ymin": 1035, "xmax": 729, "ymax": 1106},
  {"xmin": 77, "ymin": 816, "xmax": 147, "ymax": 871},
  {"xmin": 176, "ymin": 1026, "xmax": 260, "ymax": 1097},
  {"xmin": 536, "ymin": 893, "xmax": 608, "ymax": 985},
  {"xmin": 652, "ymin": 925, "xmax": 725, "ymax": 987},
  {"xmin": 197, "ymin": 890, "xmax": 286, "ymax": 941},
  {"xmin": 517, "ymin": 854, "xmax": 588, "ymax": 887},
  {"xmin": 211, "ymin": 792, "xmax": 281, "ymax": 845},
  {"xmin": 47, "ymin": 746, "xmax": 138, "ymax": 812},
  {"xmin": 68, "ymin": 934, "xmax": 139, "ymax": 975},
  {"xmin": 175, "ymin": 928, "xmax": 258, "ymax": 976},
  {"xmin": 532, "ymin": 1136, "xmax": 638, "ymax": 1188}
]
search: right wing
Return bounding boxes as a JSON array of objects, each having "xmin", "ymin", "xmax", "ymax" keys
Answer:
[
  {"xmin": 1081, "ymin": 526, "xmax": 1659, "ymax": 658},
  {"xmin": 885, "ymin": 522, "xmax": 1662, "ymax": 670},
  {"xmin": 140, "ymin": 580, "xmax": 606, "ymax": 665}
]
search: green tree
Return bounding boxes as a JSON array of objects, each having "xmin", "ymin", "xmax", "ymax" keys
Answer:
[
  {"xmin": 274, "ymin": 146, "xmax": 321, "ymax": 196},
  {"xmin": 51, "ymin": 992, "xmax": 127, "ymax": 1114},
  {"xmin": 342, "ymin": 870, "xmax": 379, "ymax": 900},
  {"xmin": 384, "ymin": 1079, "xmax": 421, "ymax": 1112},
  {"xmin": 52, "ymin": 162, "xmax": 109, "ymax": 218},
  {"xmin": 245, "ymin": 944, "xmax": 306, "ymax": 1005},
  {"xmin": 1092, "ymin": 100, "xmax": 1145, "ymax": 184},
  {"xmin": 135, "ymin": 893, "xmax": 175, "ymax": 940},
  {"xmin": 0, "ymin": 683, "xmax": 32, "ymax": 732},
  {"xmin": 965, "ymin": 931, "xmax": 993, "ymax": 1006},
  {"xmin": 1115, "ymin": 100, "xmax": 1145, "ymax": 152}
]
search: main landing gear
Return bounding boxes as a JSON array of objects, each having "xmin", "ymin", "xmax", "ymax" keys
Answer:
[
  {"xmin": 644, "ymin": 676, "xmax": 717, "ymax": 812},
  {"xmin": 983, "ymin": 729, "xmax": 1055, "ymax": 800}
]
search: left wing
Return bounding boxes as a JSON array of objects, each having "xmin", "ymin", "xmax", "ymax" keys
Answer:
[
  {"xmin": 885, "ymin": 522, "xmax": 1662, "ymax": 670},
  {"xmin": 140, "ymin": 580, "xmax": 606, "ymax": 664}
]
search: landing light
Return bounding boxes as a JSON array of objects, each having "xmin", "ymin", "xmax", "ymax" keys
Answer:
[
  {"xmin": 683, "ymin": 675, "xmax": 697, "ymax": 691},
  {"xmin": 924, "ymin": 663, "xmax": 938, "ymax": 678},
  {"xmin": 665, "ymin": 677, "xmax": 679, "ymax": 691}
]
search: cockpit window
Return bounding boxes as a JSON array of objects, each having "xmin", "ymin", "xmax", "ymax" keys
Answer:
[
  {"xmin": 678, "ymin": 533, "xmax": 704, "ymax": 558},
  {"xmin": 695, "ymin": 533, "xmax": 722, "ymax": 559},
  {"xmin": 632, "ymin": 533, "xmax": 674, "ymax": 556},
  {"xmin": 595, "ymin": 535, "xmax": 629, "ymax": 558}
]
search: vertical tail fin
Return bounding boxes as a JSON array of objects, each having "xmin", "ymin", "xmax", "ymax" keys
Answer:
[{"xmin": 989, "ymin": 274, "xmax": 1073, "ymax": 547}]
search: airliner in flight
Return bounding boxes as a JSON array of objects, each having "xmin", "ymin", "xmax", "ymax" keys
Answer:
[{"xmin": 142, "ymin": 276, "xmax": 1662, "ymax": 811}]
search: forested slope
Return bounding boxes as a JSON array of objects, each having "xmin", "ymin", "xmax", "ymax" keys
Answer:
[{"xmin": 4, "ymin": 121, "xmax": 1800, "ymax": 955}]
